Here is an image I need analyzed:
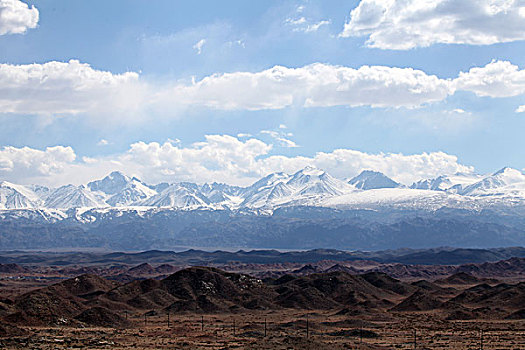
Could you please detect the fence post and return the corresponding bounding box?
[167,311,170,328]
[480,329,483,350]
[264,318,267,337]
[306,314,309,338]
[144,314,147,327]
[201,315,204,331]
[233,319,236,336]
[413,329,417,349]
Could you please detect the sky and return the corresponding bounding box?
[0,0,524,187]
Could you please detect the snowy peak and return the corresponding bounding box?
[461,167,525,196]
[199,182,243,204]
[2,166,525,211]
[106,179,157,206]
[290,168,351,196]
[44,185,107,209]
[244,172,290,195]
[88,171,157,206]
[138,184,210,208]
[88,171,132,195]
[349,170,400,190]
[0,181,41,209]
[411,175,456,191]
[296,165,325,176]
[287,166,326,187]
[241,167,353,208]
[491,167,524,178]
[411,173,482,193]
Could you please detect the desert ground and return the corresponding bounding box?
[0,251,524,349]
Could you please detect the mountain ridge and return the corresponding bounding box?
[2,166,525,210]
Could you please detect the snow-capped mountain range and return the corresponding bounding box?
[1,166,525,211]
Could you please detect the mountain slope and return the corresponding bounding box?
[349,170,400,190]
[88,171,157,206]
[461,167,525,197]
[241,167,354,208]
[411,173,482,193]
[44,185,107,209]
[0,181,41,209]
[137,184,211,208]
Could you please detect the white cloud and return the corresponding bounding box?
[2,59,525,119]
[226,39,245,48]
[0,60,144,116]
[453,60,525,97]
[0,0,39,35]
[341,0,525,49]
[516,105,525,113]
[0,145,76,184]
[168,63,453,109]
[193,38,206,54]
[261,129,299,148]
[0,135,474,187]
[0,60,452,116]
[166,138,181,145]
[285,16,331,33]
[304,20,331,33]
[276,137,299,148]
[237,133,252,138]
[261,130,280,138]
[97,139,109,146]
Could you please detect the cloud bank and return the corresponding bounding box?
[0,0,39,35]
[0,60,143,116]
[341,0,525,50]
[0,135,473,187]
[0,59,524,118]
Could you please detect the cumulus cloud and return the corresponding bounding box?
[0,145,76,184]
[167,63,452,109]
[0,135,473,187]
[0,60,144,116]
[1,59,524,118]
[516,105,525,113]
[0,0,39,35]
[341,0,525,50]
[454,60,525,97]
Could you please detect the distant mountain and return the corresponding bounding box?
[0,181,41,209]
[199,182,243,205]
[411,173,481,193]
[241,166,353,208]
[2,166,525,211]
[1,166,525,250]
[460,167,525,196]
[137,184,210,208]
[88,171,157,206]
[88,171,132,195]
[44,185,107,209]
[349,170,400,190]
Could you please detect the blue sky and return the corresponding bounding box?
[0,0,524,186]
